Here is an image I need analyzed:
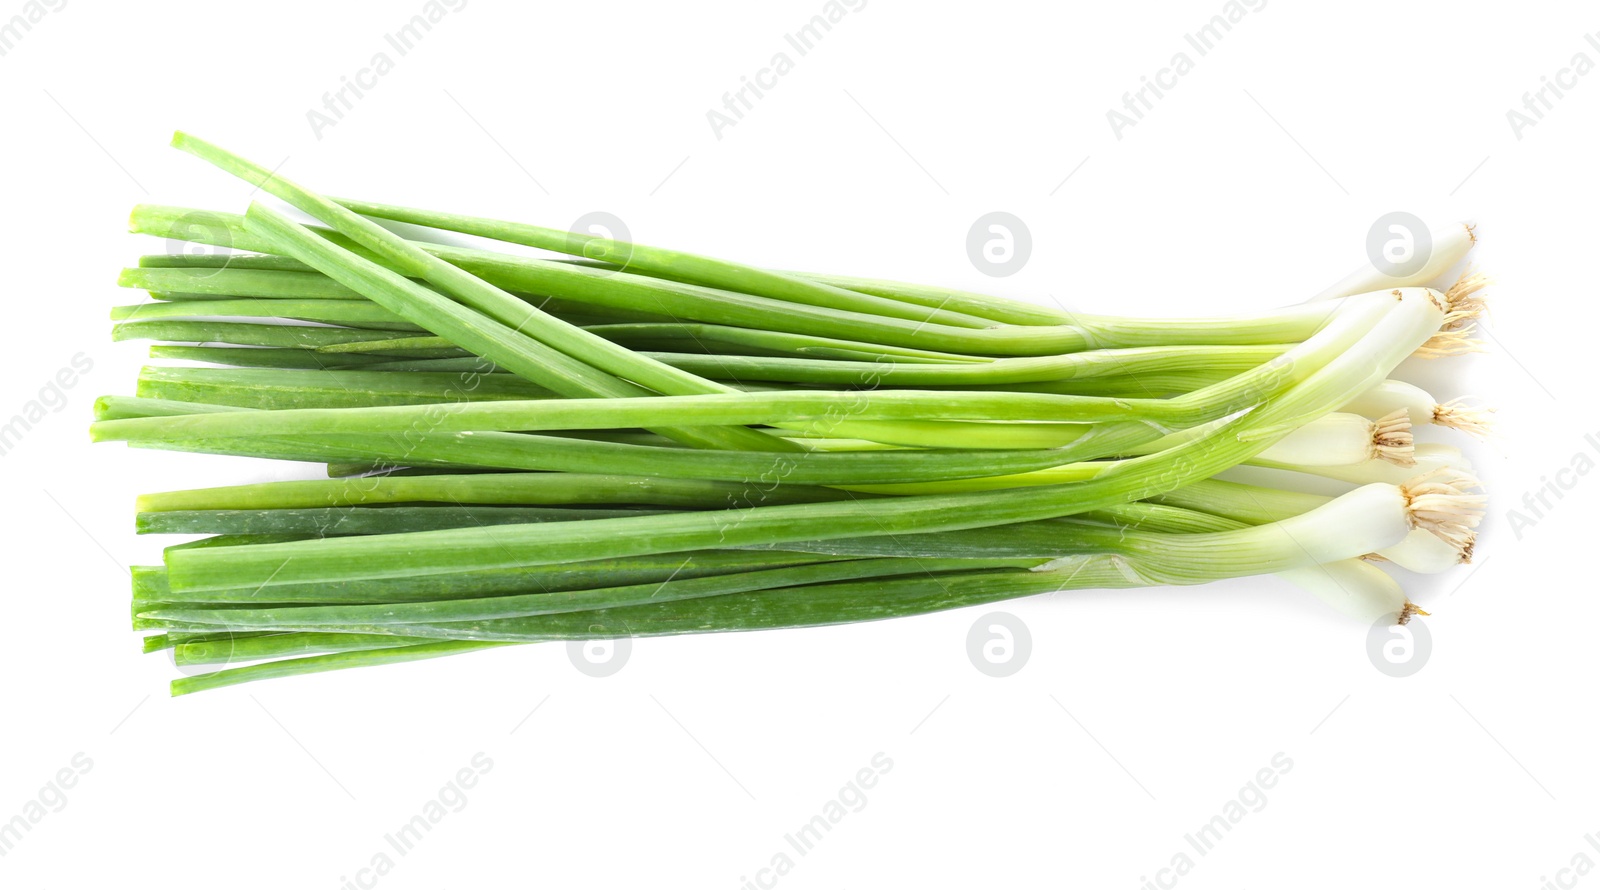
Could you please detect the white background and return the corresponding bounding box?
[1,1,1594,887]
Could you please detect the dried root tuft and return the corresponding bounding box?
[1432,399,1496,440]
[1441,269,1492,330]
[1401,468,1487,554]
[1398,601,1431,625]
[1370,408,1416,467]
[1415,325,1486,358]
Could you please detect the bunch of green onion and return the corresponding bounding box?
[95,132,1494,696]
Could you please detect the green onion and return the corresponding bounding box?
[95,132,1495,694]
